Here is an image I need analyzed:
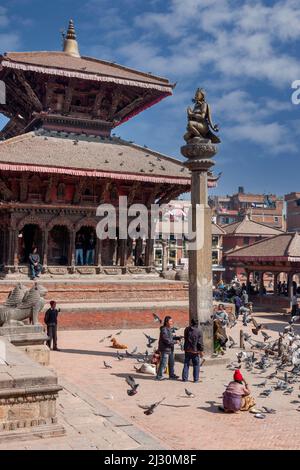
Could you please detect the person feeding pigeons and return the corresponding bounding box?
[156,316,181,381]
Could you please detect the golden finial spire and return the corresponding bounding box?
[63,19,80,58]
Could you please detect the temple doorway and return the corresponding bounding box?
[18,224,42,263]
[48,225,70,265]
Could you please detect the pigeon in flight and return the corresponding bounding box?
[126,376,139,396]
[139,397,166,415]
[251,318,264,335]
[131,346,138,355]
[153,313,162,324]
[103,361,112,369]
[144,333,157,348]
[261,331,272,342]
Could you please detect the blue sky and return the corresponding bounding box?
[0,0,300,197]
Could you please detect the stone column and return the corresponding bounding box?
[181,137,217,355]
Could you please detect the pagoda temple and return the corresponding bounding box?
[0,20,219,277]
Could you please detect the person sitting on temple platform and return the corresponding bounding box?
[86,234,96,265]
[29,247,42,280]
[221,370,255,413]
[75,233,84,265]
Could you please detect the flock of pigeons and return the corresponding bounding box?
[226,315,300,419]
[99,311,300,419]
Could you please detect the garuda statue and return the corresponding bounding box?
[0,283,47,327]
[184,88,220,144]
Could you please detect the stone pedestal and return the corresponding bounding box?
[0,325,49,366]
[181,137,217,355]
[0,340,64,440]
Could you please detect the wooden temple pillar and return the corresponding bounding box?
[42,229,49,268]
[258,271,264,296]
[96,238,102,267]
[119,239,127,267]
[288,272,294,306]
[7,228,13,265]
[273,272,279,295]
[135,238,143,265]
[245,270,251,294]
[70,230,76,270]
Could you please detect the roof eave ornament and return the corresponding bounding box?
[63,19,80,58]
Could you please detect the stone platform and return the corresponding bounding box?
[0,340,64,439]
[0,325,49,366]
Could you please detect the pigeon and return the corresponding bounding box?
[131,347,138,355]
[259,389,272,397]
[153,313,162,324]
[125,350,133,358]
[103,361,112,369]
[251,318,264,335]
[126,376,139,396]
[115,330,122,336]
[290,316,300,324]
[228,336,237,348]
[99,337,106,343]
[138,397,166,415]
[267,370,277,379]
[261,331,272,342]
[184,388,195,398]
[254,380,267,388]
[254,413,266,419]
[243,332,252,342]
[262,406,276,414]
[106,334,113,339]
[144,333,157,348]
[117,351,125,360]
[283,387,294,395]
[274,380,287,391]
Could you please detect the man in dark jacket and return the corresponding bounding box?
[156,316,180,381]
[44,300,60,351]
[182,318,204,383]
